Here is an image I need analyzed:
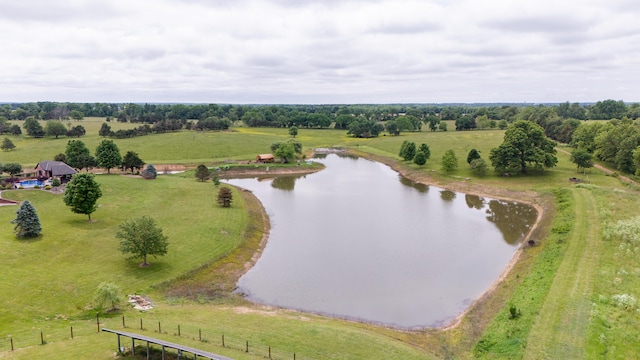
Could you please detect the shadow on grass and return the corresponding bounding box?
[121,259,174,278]
[14,235,44,243]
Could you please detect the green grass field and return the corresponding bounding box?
[1,117,640,359]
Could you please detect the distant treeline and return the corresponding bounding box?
[1,100,638,123]
[2,100,640,143]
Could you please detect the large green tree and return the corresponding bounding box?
[45,121,67,139]
[489,120,557,174]
[65,139,96,171]
[1,137,15,151]
[399,141,416,161]
[95,139,122,174]
[69,110,84,121]
[23,117,45,138]
[63,173,102,221]
[122,151,145,173]
[570,149,594,173]
[11,200,42,238]
[99,123,112,137]
[274,141,295,163]
[2,163,22,177]
[117,216,168,267]
[425,115,440,132]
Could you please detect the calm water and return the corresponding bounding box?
[227,154,537,328]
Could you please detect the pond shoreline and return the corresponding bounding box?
[347,150,547,330]
[229,149,547,331]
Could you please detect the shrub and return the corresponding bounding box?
[11,200,42,238]
[45,185,51,190]
[611,294,637,311]
[470,158,488,177]
[509,304,522,319]
[602,216,640,244]
[34,185,40,189]
[93,282,123,312]
[141,164,157,180]
[52,178,61,187]
[217,187,233,207]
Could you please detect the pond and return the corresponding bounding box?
[226,153,537,328]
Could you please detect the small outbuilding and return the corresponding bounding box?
[256,154,275,163]
[34,160,77,182]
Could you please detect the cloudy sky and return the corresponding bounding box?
[1,0,639,104]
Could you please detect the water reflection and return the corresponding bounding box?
[271,176,299,191]
[465,194,485,210]
[485,200,537,245]
[440,190,456,201]
[399,176,429,193]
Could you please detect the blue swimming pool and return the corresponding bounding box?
[17,179,44,188]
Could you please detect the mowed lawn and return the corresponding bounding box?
[0,175,247,332]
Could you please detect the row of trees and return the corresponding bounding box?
[63,139,145,174]
[21,117,85,139]
[3,100,639,127]
[397,120,558,176]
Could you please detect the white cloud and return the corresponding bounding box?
[0,0,638,103]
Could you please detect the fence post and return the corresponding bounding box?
[222,334,225,347]
[178,325,181,336]
[294,352,296,360]
[71,326,74,339]
[158,321,161,333]
[96,313,100,332]
[122,316,126,328]
[199,329,202,341]
[40,331,44,345]
[246,340,249,353]
[10,338,13,351]
[140,319,143,330]
[269,346,271,359]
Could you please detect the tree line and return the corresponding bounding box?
[2,100,639,126]
[3,100,640,143]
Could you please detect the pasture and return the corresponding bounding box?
[1,117,639,359]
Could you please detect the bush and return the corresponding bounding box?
[509,304,522,319]
[141,164,157,180]
[217,187,233,207]
[34,185,40,189]
[611,294,637,311]
[602,216,640,244]
[470,158,488,177]
[93,282,123,312]
[45,185,51,190]
[52,178,61,187]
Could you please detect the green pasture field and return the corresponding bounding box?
[1,118,640,359]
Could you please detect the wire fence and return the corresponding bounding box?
[1,314,314,360]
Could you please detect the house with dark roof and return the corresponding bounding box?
[34,161,77,181]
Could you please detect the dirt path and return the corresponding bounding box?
[557,148,640,186]
[523,188,601,359]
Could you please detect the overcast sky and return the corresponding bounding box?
[1,0,639,104]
